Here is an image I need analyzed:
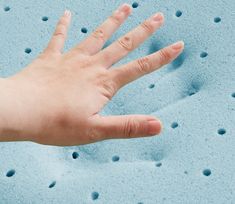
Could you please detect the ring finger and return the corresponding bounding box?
[96,12,164,68]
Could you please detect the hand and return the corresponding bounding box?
[0,3,184,146]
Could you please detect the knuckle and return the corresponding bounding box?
[43,46,56,55]
[137,57,152,74]
[123,118,139,138]
[54,32,65,38]
[101,79,118,100]
[158,49,171,66]
[87,126,98,141]
[95,72,118,100]
[54,24,66,38]
[117,35,133,51]
[140,20,154,34]
[72,46,87,55]
[87,125,103,142]
[91,28,105,41]
[109,13,122,25]
[102,52,111,62]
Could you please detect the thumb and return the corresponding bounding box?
[93,114,162,140]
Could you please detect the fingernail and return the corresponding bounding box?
[118,3,131,13]
[152,12,164,22]
[64,10,71,17]
[171,41,184,50]
[147,119,162,135]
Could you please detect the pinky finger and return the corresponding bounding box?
[44,10,72,54]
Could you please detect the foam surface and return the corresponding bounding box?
[0,0,235,203]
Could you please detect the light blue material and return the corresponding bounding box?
[0,0,234,203]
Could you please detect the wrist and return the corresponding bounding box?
[0,78,32,142]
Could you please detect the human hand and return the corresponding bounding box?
[0,3,184,146]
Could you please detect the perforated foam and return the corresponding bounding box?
[0,0,235,203]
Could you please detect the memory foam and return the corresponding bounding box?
[0,0,234,203]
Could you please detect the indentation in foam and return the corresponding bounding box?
[148,40,163,55]
[169,51,187,71]
[150,151,164,161]
[184,80,202,97]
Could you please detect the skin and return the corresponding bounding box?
[0,4,184,146]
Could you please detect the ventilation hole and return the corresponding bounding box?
[171,122,178,129]
[72,151,79,159]
[42,16,49,21]
[175,10,182,17]
[112,155,120,162]
[214,17,221,23]
[184,171,188,174]
[48,181,56,188]
[132,2,139,8]
[137,202,144,204]
[6,169,15,177]
[81,27,88,33]
[217,128,226,135]
[200,52,208,58]
[156,162,162,167]
[91,192,99,200]
[231,92,235,98]
[188,91,196,96]
[203,169,211,176]
[4,6,10,12]
[148,84,155,89]
[25,48,32,54]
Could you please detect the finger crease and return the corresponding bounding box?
[109,15,121,26]
[92,29,105,42]
[118,36,133,51]
[140,21,153,34]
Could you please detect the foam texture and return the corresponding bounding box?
[0,0,235,203]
